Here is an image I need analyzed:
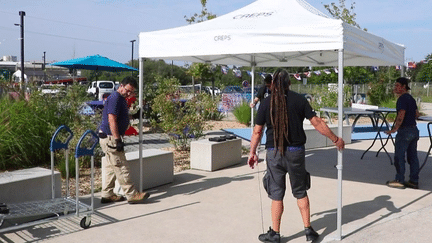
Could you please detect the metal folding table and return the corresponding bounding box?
[320,107,377,131]
[418,116,432,172]
[361,108,397,163]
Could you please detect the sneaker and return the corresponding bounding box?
[386,180,406,189]
[405,181,419,189]
[101,195,126,204]
[305,226,319,242]
[258,227,280,243]
[128,192,150,204]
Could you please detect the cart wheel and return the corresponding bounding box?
[80,217,91,229]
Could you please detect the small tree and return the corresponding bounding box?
[324,0,367,31]
[415,53,432,83]
[367,73,393,106]
[151,77,207,150]
[309,85,352,117]
[184,0,216,24]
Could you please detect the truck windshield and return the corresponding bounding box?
[99,82,114,88]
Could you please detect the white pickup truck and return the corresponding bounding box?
[87,81,115,100]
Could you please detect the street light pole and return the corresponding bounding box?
[15,11,25,91]
[43,51,46,83]
[130,40,136,76]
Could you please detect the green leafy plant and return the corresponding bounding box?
[58,158,76,179]
[199,93,224,121]
[379,98,397,122]
[309,85,352,117]
[151,77,206,151]
[233,102,254,125]
[0,83,101,171]
[367,75,393,106]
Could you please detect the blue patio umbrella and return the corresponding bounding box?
[50,54,138,72]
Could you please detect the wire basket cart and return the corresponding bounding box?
[0,126,99,233]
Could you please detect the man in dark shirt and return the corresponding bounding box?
[99,76,150,204]
[385,77,420,189]
[248,69,345,243]
[250,74,272,108]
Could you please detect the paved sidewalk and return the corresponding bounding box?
[2,135,432,242]
[421,102,432,116]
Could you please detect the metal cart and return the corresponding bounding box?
[0,126,99,233]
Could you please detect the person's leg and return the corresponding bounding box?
[394,131,409,183]
[100,138,117,198]
[297,196,311,227]
[297,195,319,241]
[286,147,319,241]
[104,136,137,199]
[271,200,284,232]
[407,128,420,184]
[285,147,310,226]
[258,150,285,242]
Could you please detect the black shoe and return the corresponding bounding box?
[101,195,126,204]
[305,226,319,242]
[405,181,419,189]
[258,227,280,243]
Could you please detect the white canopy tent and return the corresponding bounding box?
[138,0,404,239]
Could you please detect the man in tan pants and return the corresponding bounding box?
[98,76,150,204]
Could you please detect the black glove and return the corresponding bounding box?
[132,108,141,119]
[115,138,125,152]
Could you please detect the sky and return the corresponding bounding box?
[0,0,431,65]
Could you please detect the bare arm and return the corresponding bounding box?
[108,114,120,140]
[248,125,264,168]
[385,109,405,134]
[250,97,260,108]
[310,116,345,150]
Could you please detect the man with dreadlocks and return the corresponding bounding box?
[248,69,345,243]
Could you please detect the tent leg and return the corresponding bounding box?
[138,57,144,192]
[250,56,256,134]
[336,49,344,241]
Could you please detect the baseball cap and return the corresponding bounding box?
[395,77,410,90]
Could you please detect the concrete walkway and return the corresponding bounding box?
[2,108,432,242]
[2,131,432,242]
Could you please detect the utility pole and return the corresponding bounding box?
[130,40,136,76]
[15,11,25,91]
[43,51,46,83]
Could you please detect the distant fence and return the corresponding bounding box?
[291,82,431,101]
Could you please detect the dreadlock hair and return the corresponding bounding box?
[270,69,290,155]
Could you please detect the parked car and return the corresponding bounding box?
[221,86,244,94]
[242,87,258,95]
[203,86,221,96]
[87,80,115,101]
[39,84,66,97]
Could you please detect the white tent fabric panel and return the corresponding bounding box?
[342,23,405,66]
[139,0,404,67]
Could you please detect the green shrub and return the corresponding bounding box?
[151,77,206,151]
[198,93,224,121]
[367,74,393,106]
[309,85,352,117]
[379,98,397,122]
[233,102,254,125]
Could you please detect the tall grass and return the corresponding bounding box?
[0,84,100,171]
